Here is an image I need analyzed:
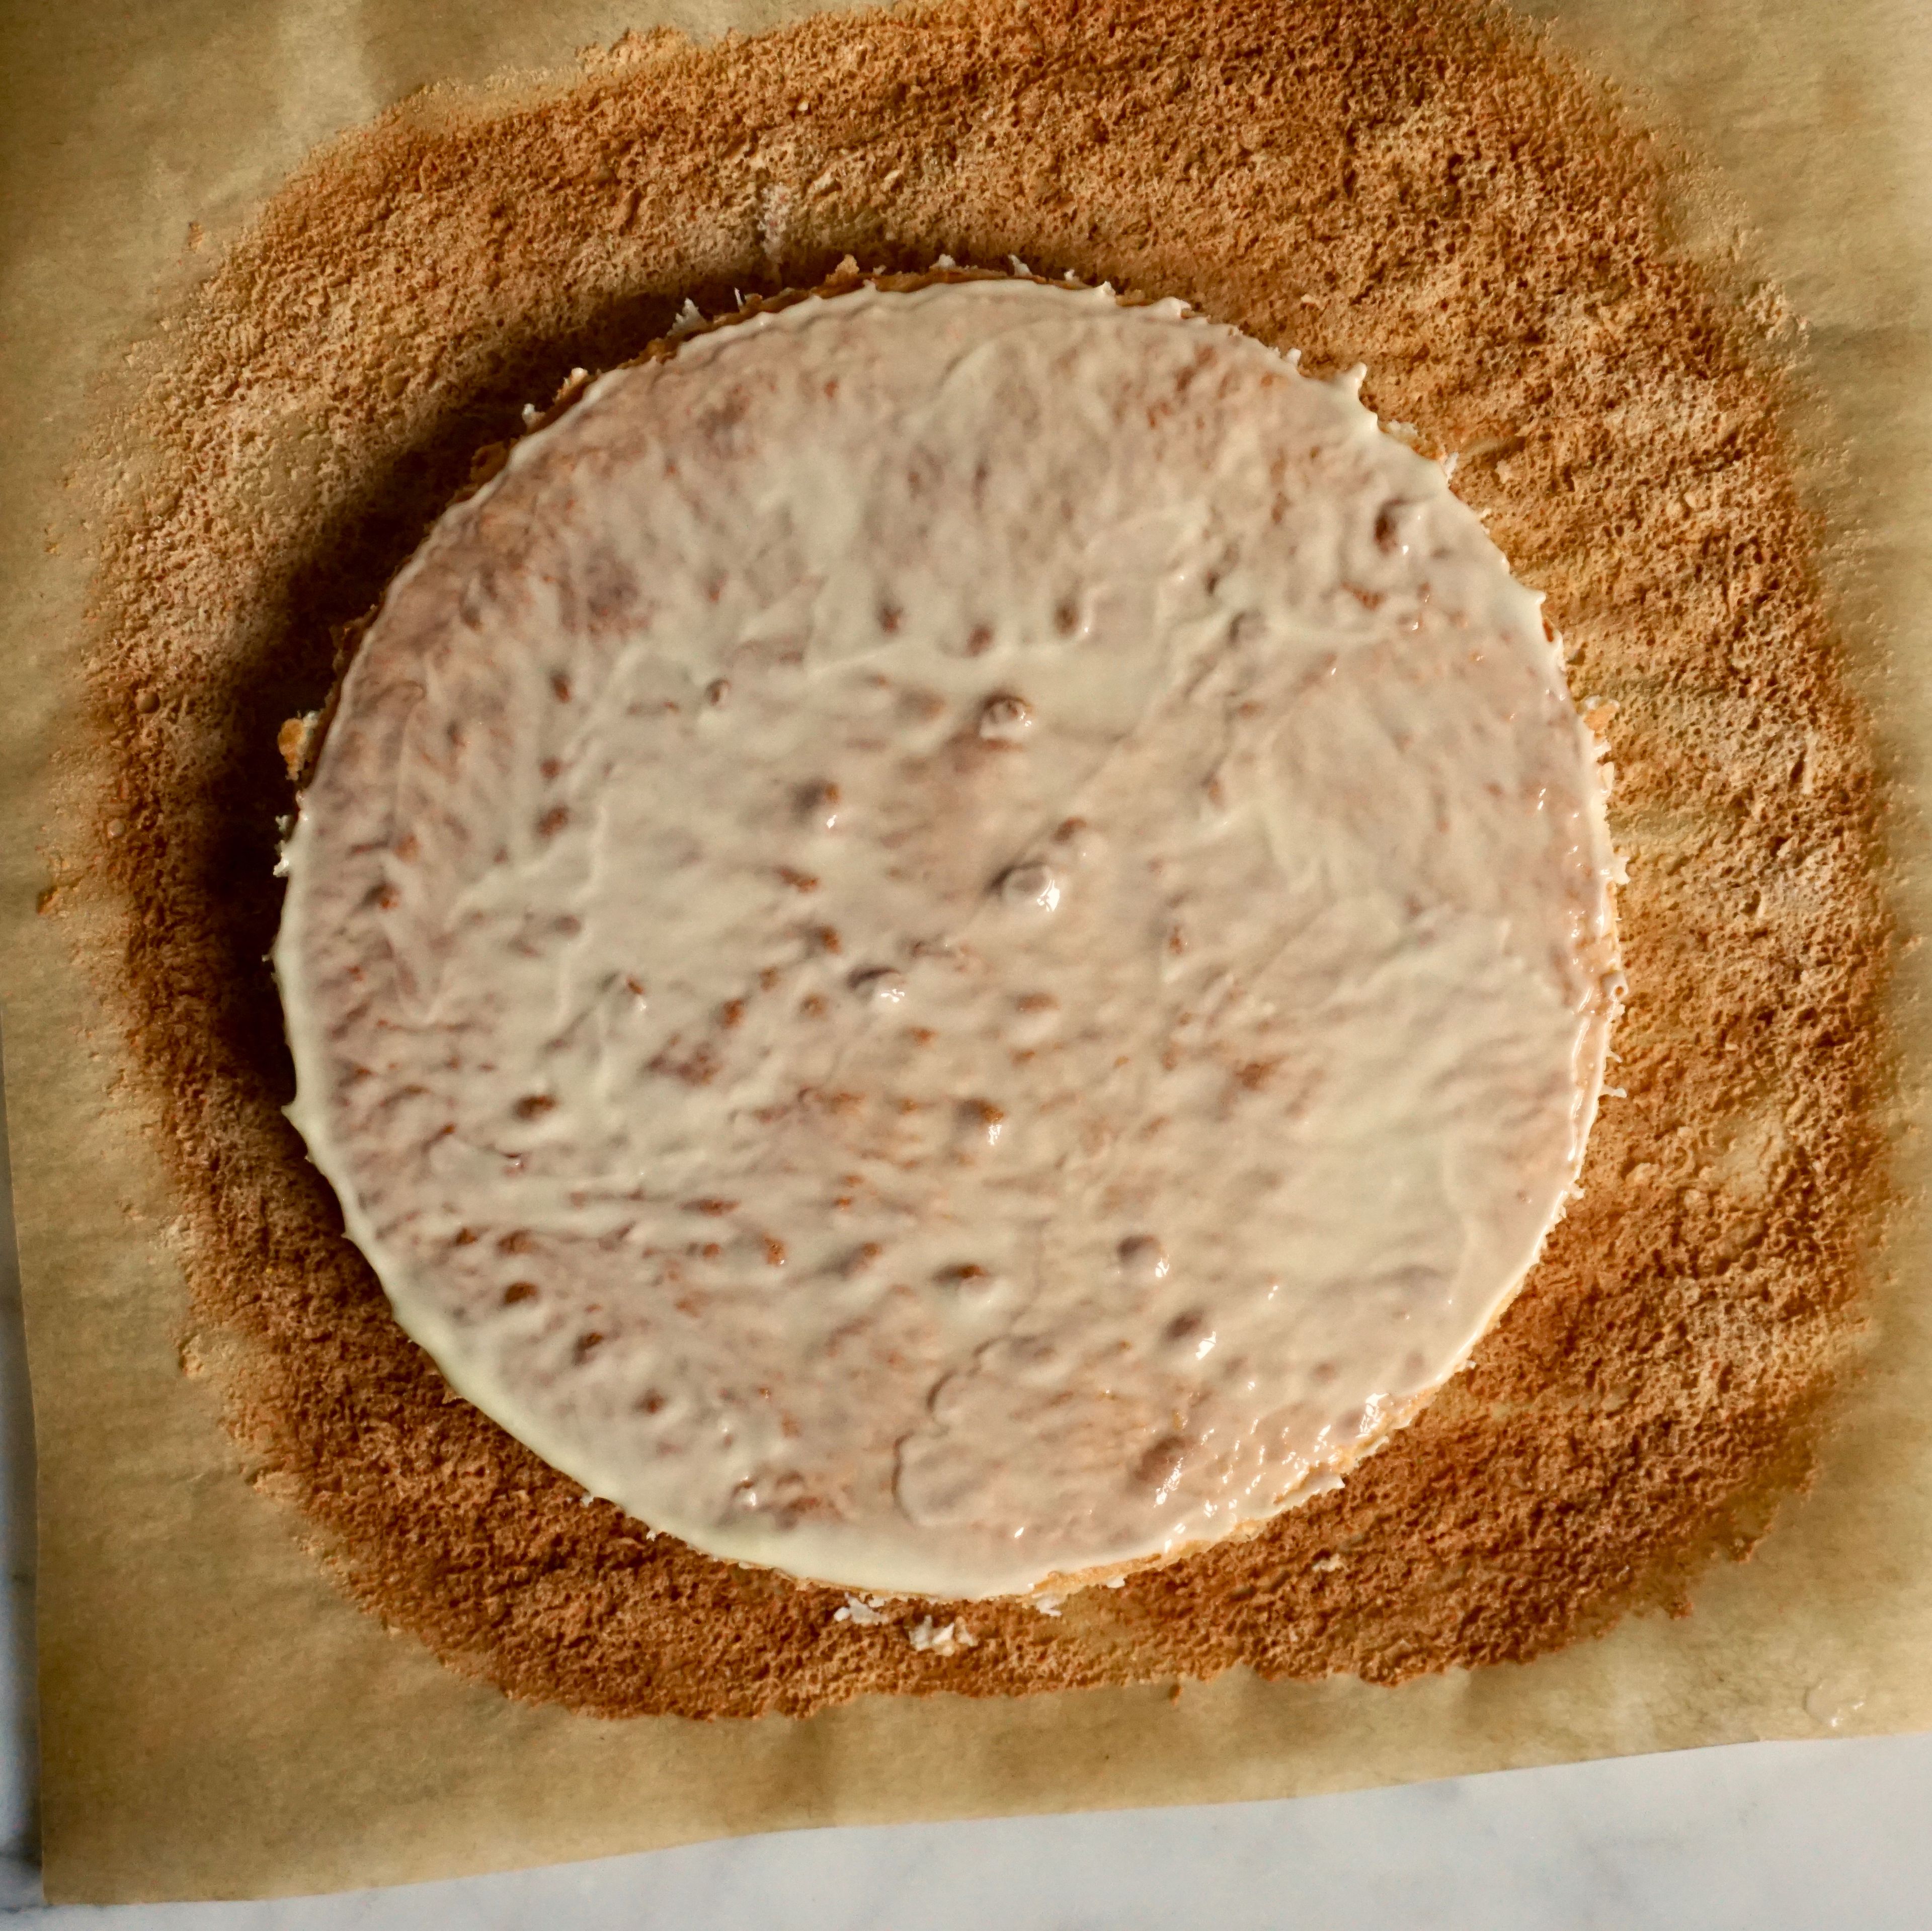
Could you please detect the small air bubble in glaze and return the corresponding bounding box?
[850,967,908,1005]
[796,780,842,829]
[957,1098,1007,1148]
[978,693,1034,742]
[1375,499,1428,557]
[998,861,1062,912]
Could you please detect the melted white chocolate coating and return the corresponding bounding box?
[276,280,1618,1599]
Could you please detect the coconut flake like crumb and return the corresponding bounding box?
[906,1617,978,1655]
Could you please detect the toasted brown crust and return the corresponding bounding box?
[85,0,1888,1719]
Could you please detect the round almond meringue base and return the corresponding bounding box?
[275,271,1619,1602]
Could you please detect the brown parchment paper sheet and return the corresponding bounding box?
[2,0,1929,1905]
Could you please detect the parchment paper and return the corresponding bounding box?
[3,0,1929,1904]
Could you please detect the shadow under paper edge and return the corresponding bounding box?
[0,1021,44,1901]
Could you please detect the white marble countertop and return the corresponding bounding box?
[5,1727,1932,1926]
[4,1064,1930,1926]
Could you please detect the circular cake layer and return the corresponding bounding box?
[275,279,1618,1598]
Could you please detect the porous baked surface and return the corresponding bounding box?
[84,0,1887,1718]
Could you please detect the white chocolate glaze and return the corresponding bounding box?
[275,280,1619,1599]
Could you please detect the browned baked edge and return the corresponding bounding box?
[78,0,1889,1719]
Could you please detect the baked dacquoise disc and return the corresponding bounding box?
[275,277,1619,1600]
